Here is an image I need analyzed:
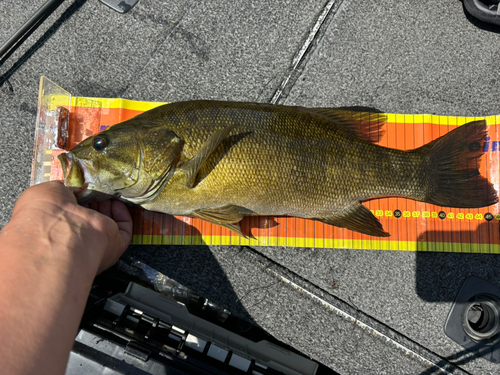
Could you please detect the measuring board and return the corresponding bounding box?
[31,78,500,252]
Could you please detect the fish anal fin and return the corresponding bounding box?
[193,205,247,238]
[181,124,237,188]
[318,204,390,237]
[301,107,387,144]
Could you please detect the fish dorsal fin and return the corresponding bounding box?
[193,205,246,237]
[318,203,390,237]
[180,124,237,188]
[300,106,387,144]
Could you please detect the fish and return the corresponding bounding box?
[58,100,498,237]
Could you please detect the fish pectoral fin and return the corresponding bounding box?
[300,107,386,144]
[318,204,390,237]
[193,205,246,238]
[180,124,238,188]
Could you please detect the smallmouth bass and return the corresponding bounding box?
[59,100,498,237]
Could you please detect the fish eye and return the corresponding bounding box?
[93,137,107,151]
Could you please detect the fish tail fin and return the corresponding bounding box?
[418,120,498,208]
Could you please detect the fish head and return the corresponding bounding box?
[58,123,184,203]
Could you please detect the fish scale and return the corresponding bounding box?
[59,100,498,237]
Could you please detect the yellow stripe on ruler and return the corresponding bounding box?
[268,236,278,246]
[131,235,142,244]
[129,234,500,254]
[201,234,213,246]
[248,237,260,246]
[324,238,334,248]
[342,239,353,249]
[231,235,241,246]
[384,113,498,126]
[211,235,221,245]
[333,239,344,249]
[413,114,425,124]
[314,237,324,248]
[388,240,399,251]
[221,235,231,245]
[71,97,168,112]
[189,235,204,245]
[305,237,315,248]
[142,234,153,245]
[152,235,163,245]
[209,236,231,245]
[489,245,500,254]
[171,235,185,245]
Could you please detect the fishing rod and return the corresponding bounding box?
[0,0,139,68]
[0,0,66,67]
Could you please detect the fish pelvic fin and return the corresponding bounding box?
[180,124,238,188]
[193,205,247,238]
[418,120,498,208]
[318,204,390,237]
[299,106,386,144]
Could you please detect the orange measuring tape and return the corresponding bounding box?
[33,91,500,253]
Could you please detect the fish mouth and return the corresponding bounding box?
[58,152,88,196]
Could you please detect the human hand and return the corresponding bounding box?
[0,181,133,375]
[5,181,132,274]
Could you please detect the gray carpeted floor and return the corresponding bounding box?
[1,1,500,373]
